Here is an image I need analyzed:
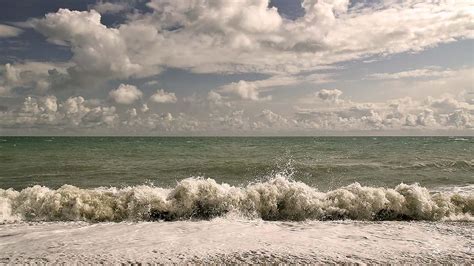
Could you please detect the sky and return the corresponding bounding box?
[0,0,473,136]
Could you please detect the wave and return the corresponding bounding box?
[280,160,474,172]
[406,160,474,170]
[1,176,473,223]
[433,184,474,195]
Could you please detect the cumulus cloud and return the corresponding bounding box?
[32,9,141,82]
[0,24,23,38]
[141,103,150,113]
[150,89,177,103]
[1,91,473,134]
[208,74,333,104]
[90,1,129,14]
[295,90,474,131]
[253,109,293,130]
[3,1,474,134]
[109,84,143,104]
[1,95,119,130]
[216,80,272,101]
[28,1,473,83]
[0,62,71,95]
[316,89,343,103]
[209,110,250,131]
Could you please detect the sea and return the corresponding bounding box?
[0,136,473,263]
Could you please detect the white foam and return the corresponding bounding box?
[1,220,472,264]
[1,176,473,222]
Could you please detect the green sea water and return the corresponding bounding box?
[0,136,473,190]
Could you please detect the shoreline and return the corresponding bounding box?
[1,219,472,264]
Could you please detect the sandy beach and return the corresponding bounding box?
[1,219,472,264]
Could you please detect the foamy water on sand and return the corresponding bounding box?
[1,220,473,264]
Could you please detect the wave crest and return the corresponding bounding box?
[1,176,473,222]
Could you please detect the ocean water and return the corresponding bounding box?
[1,136,473,263]
[1,136,473,190]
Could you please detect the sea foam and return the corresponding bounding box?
[1,176,472,222]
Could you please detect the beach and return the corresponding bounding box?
[2,220,473,264]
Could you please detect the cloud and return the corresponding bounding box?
[0,62,71,95]
[0,24,23,38]
[367,67,457,80]
[6,63,21,81]
[32,9,141,82]
[295,90,474,131]
[141,103,149,113]
[90,1,128,14]
[360,66,474,100]
[28,1,473,85]
[145,80,160,86]
[150,89,177,103]
[1,91,473,134]
[316,89,343,103]
[12,96,60,126]
[63,96,119,127]
[208,73,333,104]
[146,0,282,34]
[109,84,143,104]
[1,95,119,129]
[0,86,9,96]
[209,110,250,131]
[253,109,292,129]
[216,80,272,101]
[3,1,474,135]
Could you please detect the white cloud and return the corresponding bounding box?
[207,90,223,103]
[367,67,458,80]
[1,95,120,129]
[109,84,143,104]
[32,9,141,81]
[208,74,333,104]
[90,1,128,14]
[316,89,343,103]
[295,90,474,131]
[217,80,272,101]
[13,96,60,125]
[145,80,160,86]
[209,110,250,131]
[150,89,177,103]
[1,91,473,134]
[29,1,473,85]
[141,103,149,113]
[3,1,474,134]
[0,62,73,95]
[0,24,23,38]
[61,96,117,127]
[254,109,292,129]
[360,67,474,100]
[146,0,282,34]
[0,61,79,95]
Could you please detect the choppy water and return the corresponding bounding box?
[1,136,473,190]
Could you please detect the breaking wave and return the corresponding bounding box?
[1,176,473,223]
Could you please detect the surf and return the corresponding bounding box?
[1,175,472,223]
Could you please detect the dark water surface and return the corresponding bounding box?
[0,136,473,190]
